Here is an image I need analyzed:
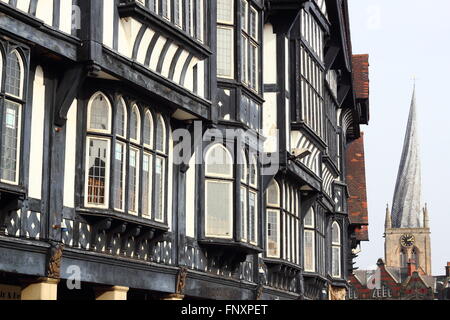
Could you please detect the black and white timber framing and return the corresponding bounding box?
[0,0,369,300]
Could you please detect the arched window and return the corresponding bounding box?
[1,49,25,185]
[266,179,280,258]
[205,144,233,238]
[130,104,141,142]
[116,97,127,138]
[143,111,154,148]
[85,92,112,207]
[88,92,111,132]
[331,221,342,278]
[304,208,316,272]
[156,115,166,153]
[5,50,23,98]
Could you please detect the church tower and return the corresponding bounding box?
[384,86,432,275]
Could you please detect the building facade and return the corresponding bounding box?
[0,0,369,300]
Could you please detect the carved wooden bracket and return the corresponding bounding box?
[89,218,112,251]
[54,63,87,127]
[47,241,64,279]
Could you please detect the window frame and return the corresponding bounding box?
[304,208,316,272]
[0,47,27,186]
[84,136,112,209]
[266,179,281,259]
[204,143,234,239]
[331,221,342,278]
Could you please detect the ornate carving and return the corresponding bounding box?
[176,267,188,295]
[47,242,64,279]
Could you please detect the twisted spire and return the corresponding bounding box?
[391,86,423,228]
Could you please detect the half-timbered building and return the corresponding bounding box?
[0,0,370,300]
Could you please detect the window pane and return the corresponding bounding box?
[156,115,166,153]
[217,0,233,23]
[249,156,257,186]
[332,222,340,244]
[241,35,247,82]
[116,99,126,137]
[248,43,257,90]
[5,51,21,97]
[155,156,165,221]
[304,208,314,227]
[217,27,233,78]
[87,138,109,205]
[144,112,153,147]
[113,142,126,210]
[205,145,232,177]
[240,187,247,241]
[249,8,257,39]
[332,246,341,277]
[267,180,280,206]
[249,191,257,244]
[174,0,181,26]
[149,0,157,12]
[304,230,315,272]
[160,0,169,18]
[206,180,232,237]
[128,148,139,213]
[267,210,279,258]
[130,107,140,141]
[142,153,152,218]
[89,94,110,131]
[1,101,20,183]
[241,0,247,31]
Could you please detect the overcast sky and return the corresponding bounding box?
[349,0,450,275]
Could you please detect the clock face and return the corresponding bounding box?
[400,234,415,247]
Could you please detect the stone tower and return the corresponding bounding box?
[384,86,432,275]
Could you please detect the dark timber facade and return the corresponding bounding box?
[0,0,370,300]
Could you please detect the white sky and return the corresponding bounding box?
[349,0,450,275]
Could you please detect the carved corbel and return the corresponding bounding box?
[89,218,112,251]
[120,225,141,255]
[176,267,188,295]
[47,241,64,279]
[105,222,127,253]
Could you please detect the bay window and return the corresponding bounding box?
[1,49,25,185]
[331,221,342,278]
[85,92,169,224]
[205,144,234,238]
